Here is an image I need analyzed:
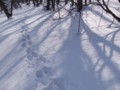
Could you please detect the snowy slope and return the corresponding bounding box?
[0,3,120,90]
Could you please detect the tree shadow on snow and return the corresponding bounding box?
[52,13,120,90]
[0,5,120,90]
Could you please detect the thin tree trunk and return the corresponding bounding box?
[0,0,12,19]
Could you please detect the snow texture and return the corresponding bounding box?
[0,2,120,90]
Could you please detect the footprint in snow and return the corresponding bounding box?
[36,66,54,78]
[35,70,51,85]
[43,66,54,76]
[20,33,40,61]
[35,66,54,85]
[21,33,32,48]
[26,47,39,60]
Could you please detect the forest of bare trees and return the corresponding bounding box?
[0,0,120,22]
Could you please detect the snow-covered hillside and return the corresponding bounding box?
[0,3,120,90]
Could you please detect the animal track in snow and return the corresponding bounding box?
[35,66,53,85]
[19,24,76,90]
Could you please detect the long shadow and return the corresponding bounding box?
[0,55,25,81]
[0,39,27,90]
[0,7,50,33]
[0,40,23,68]
[33,15,71,48]
[81,18,120,84]
[0,17,29,33]
[0,7,35,26]
[104,29,120,59]
[83,6,119,26]
[0,4,120,90]
[0,34,10,44]
[53,16,107,90]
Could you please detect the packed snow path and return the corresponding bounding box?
[0,5,120,90]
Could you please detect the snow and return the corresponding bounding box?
[0,2,120,90]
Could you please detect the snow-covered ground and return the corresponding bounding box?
[0,3,120,90]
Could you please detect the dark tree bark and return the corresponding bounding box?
[39,0,43,4]
[51,0,55,11]
[85,0,87,5]
[56,0,60,5]
[118,0,120,3]
[46,0,50,10]
[70,0,74,6]
[77,0,83,12]
[65,0,68,5]
[32,0,39,7]
[0,0,12,19]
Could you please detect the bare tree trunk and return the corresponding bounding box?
[46,0,50,10]
[71,0,74,6]
[77,0,83,12]
[85,0,87,5]
[51,0,55,11]
[118,0,120,3]
[0,0,12,19]
[56,0,60,5]
[32,0,39,6]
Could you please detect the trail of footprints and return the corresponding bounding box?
[20,29,76,90]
